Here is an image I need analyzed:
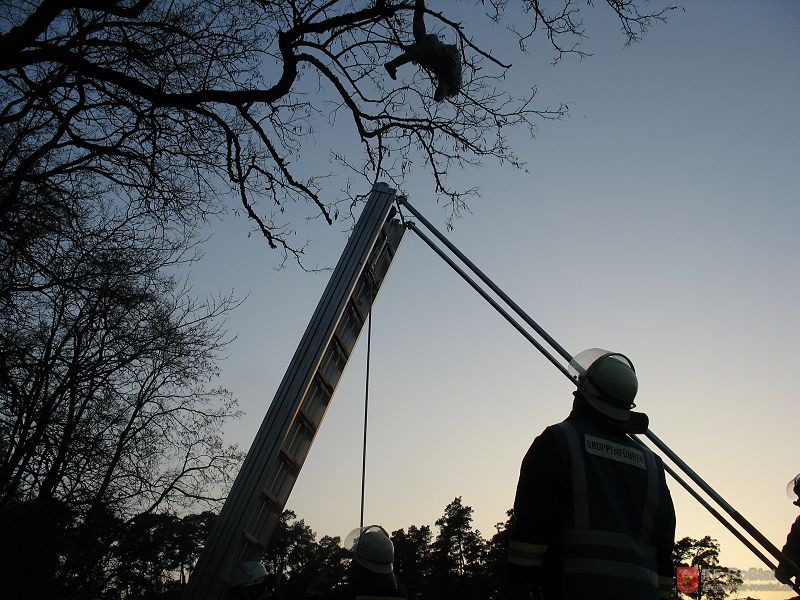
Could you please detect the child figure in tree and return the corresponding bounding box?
[385,0,462,101]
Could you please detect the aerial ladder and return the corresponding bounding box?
[182,184,404,600]
[183,183,800,600]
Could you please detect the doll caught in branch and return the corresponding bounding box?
[384,0,462,101]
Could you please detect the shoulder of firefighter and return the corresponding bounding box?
[508,419,676,600]
[780,515,800,565]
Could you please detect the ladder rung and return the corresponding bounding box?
[260,488,281,508]
[279,448,301,473]
[296,408,316,433]
[315,370,335,395]
[242,531,264,548]
[348,296,366,323]
[330,331,350,360]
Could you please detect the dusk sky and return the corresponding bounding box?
[192,2,799,597]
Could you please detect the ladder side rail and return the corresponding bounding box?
[198,186,388,582]
[183,184,403,600]
[399,197,574,367]
[235,217,406,571]
[406,221,572,380]
[643,428,800,584]
[221,194,390,534]
[631,437,777,569]
[245,217,406,532]
[634,434,800,595]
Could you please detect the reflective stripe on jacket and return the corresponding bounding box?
[508,539,549,567]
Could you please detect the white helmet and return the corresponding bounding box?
[228,561,267,589]
[344,525,394,574]
[570,348,646,432]
[787,474,800,506]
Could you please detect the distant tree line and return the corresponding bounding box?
[261,502,746,600]
[0,487,750,600]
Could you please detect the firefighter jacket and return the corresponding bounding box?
[322,566,407,600]
[776,515,800,584]
[508,401,676,600]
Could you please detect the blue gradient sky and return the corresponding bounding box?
[193,2,799,596]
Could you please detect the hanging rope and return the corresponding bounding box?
[359,280,373,529]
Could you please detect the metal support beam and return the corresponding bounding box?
[183,183,405,600]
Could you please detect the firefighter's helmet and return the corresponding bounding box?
[228,561,267,589]
[569,348,646,432]
[344,525,394,574]
[787,474,800,505]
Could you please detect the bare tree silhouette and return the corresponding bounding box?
[1,0,676,260]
